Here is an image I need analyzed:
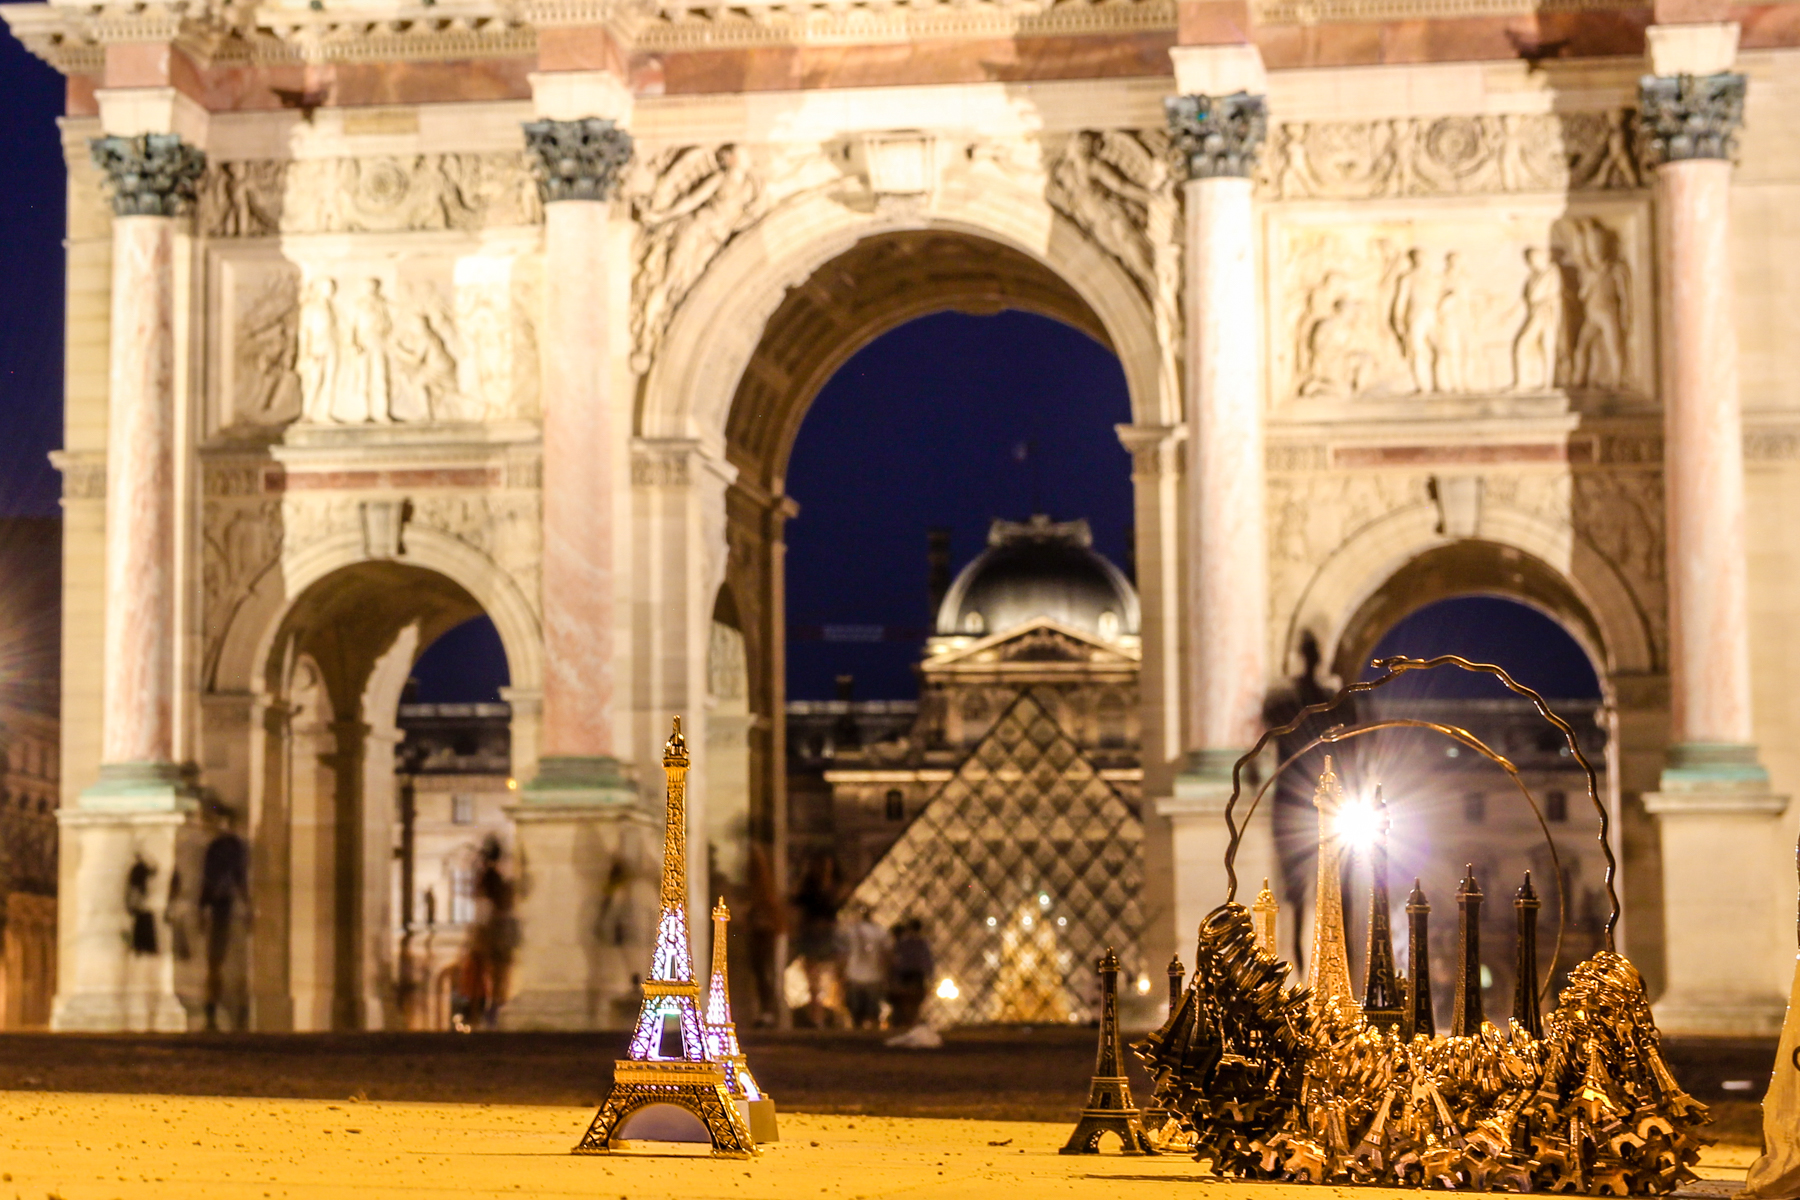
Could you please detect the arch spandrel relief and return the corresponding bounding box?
[1265,455,1669,681]
[1267,201,1651,413]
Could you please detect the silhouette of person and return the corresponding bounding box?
[200,810,250,1031]
[461,836,518,1028]
[125,855,159,956]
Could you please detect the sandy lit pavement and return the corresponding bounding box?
[0,1093,1760,1200]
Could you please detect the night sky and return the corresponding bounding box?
[0,33,69,520]
[0,39,1595,708]
[783,310,1133,699]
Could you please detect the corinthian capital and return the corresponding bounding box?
[523,117,634,203]
[1164,91,1267,181]
[89,134,205,218]
[1636,72,1746,168]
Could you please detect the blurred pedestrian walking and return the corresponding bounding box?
[837,905,891,1029]
[459,836,518,1028]
[200,809,250,1031]
[792,854,844,1028]
[888,918,934,1029]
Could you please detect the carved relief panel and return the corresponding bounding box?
[212,249,542,434]
[1267,200,1651,410]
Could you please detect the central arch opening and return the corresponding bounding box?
[720,227,1154,1028]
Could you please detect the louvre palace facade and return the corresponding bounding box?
[3,0,1798,1035]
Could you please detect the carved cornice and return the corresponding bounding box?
[2,0,538,70]
[1166,92,1267,181]
[91,133,206,217]
[630,0,1173,50]
[524,118,633,203]
[1252,0,1643,23]
[4,0,1182,68]
[0,0,228,73]
[1636,72,1746,168]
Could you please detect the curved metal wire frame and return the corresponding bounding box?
[1223,653,1618,954]
[1234,719,1568,1002]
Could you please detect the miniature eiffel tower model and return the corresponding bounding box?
[1307,756,1361,1022]
[574,718,755,1159]
[1060,947,1157,1155]
[704,897,778,1143]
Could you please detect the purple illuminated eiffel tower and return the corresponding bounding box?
[705,898,777,1142]
[574,718,754,1159]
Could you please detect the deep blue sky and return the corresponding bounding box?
[783,310,1133,699]
[1366,596,1600,700]
[0,32,69,518]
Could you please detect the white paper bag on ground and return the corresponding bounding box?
[1744,953,1800,1199]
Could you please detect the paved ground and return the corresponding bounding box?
[0,1096,1765,1200]
[0,1029,1775,1141]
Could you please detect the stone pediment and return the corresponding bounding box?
[925,616,1139,669]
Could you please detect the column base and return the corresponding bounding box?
[1157,748,1275,955]
[52,989,189,1033]
[523,755,635,803]
[1644,742,1790,1037]
[500,799,658,1031]
[52,803,210,1032]
[79,762,200,812]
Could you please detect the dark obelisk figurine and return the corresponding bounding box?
[1512,871,1543,1040]
[1166,952,1185,1012]
[1060,947,1157,1155]
[1453,863,1485,1036]
[1361,788,1404,1031]
[1405,878,1435,1039]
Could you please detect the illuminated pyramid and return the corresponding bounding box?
[704,898,777,1142]
[574,718,755,1159]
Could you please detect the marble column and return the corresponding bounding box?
[524,117,635,793]
[88,133,203,804]
[54,134,206,1031]
[1155,93,1276,947]
[1638,67,1790,1034]
[506,116,645,1029]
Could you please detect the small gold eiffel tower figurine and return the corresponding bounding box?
[573,718,755,1159]
[705,897,778,1143]
[1060,947,1157,1156]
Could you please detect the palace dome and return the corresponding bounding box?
[935,515,1140,642]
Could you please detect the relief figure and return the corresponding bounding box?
[1570,220,1630,391]
[235,274,301,424]
[1512,247,1563,392]
[631,145,762,373]
[336,279,394,424]
[297,279,341,425]
[390,288,459,422]
[1390,248,1442,395]
[1434,251,1472,394]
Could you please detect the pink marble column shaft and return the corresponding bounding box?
[1183,176,1268,753]
[540,200,617,759]
[101,216,178,767]
[1657,159,1753,747]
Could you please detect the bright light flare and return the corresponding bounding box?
[1135,974,1152,995]
[936,977,960,1000]
[1334,797,1384,853]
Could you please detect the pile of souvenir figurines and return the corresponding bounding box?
[1135,765,1709,1194]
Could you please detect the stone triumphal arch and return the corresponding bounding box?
[6,0,1798,1034]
